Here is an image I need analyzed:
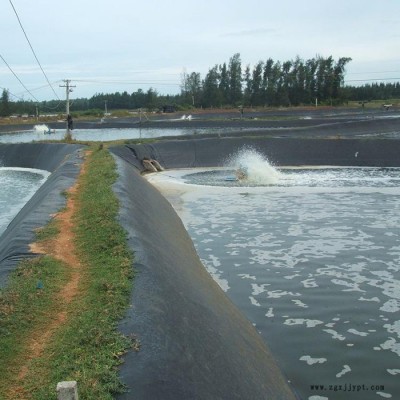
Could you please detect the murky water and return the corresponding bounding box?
[184,167,400,188]
[0,168,50,235]
[148,166,400,400]
[0,126,263,143]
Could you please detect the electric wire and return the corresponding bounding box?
[9,0,60,100]
[346,70,400,75]
[29,80,64,109]
[73,79,180,86]
[345,78,400,83]
[0,53,39,102]
[0,85,26,101]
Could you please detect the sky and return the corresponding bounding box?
[1,0,400,102]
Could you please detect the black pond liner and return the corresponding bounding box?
[0,143,84,288]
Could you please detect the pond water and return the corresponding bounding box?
[0,125,263,143]
[0,167,50,235]
[147,162,400,400]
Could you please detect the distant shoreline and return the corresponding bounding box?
[0,106,399,137]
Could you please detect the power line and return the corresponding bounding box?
[9,0,60,100]
[345,77,400,83]
[0,85,26,101]
[0,53,39,102]
[346,70,400,76]
[73,79,180,86]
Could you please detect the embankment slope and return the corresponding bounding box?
[110,136,400,399]
[0,143,84,287]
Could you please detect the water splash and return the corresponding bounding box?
[33,124,50,133]
[227,147,281,184]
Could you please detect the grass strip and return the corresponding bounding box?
[0,146,135,399]
[28,147,134,399]
[0,255,68,399]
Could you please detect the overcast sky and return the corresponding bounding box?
[1,0,399,101]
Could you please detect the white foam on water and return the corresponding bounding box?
[292,299,308,308]
[336,365,351,378]
[238,273,257,280]
[348,328,369,337]
[380,299,400,313]
[266,290,301,298]
[301,278,319,288]
[379,338,400,357]
[265,308,274,318]
[200,254,230,292]
[284,318,324,328]
[249,296,261,306]
[384,320,400,336]
[300,355,327,365]
[251,283,270,295]
[323,329,346,341]
[387,369,400,375]
[376,392,392,398]
[359,296,380,302]
[146,165,400,400]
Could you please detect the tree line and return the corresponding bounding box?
[182,53,353,107]
[1,53,400,117]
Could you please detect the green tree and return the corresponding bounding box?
[228,53,242,105]
[145,88,159,110]
[290,56,306,105]
[131,89,146,109]
[332,57,352,100]
[276,60,292,106]
[305,57,318,104]
[219,63,229,104]
[243,64,252,106]
[262,58,275,105]
[0,89,10,117]
[180,71,202,106]
[270,61,282,106]
[250,61,264,106]
[202,65,222,107]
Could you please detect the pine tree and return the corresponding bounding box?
[228,53,242,105]
[0,89,10,117]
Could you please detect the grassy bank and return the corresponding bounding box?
[0,147,134,399]
[0,256,68,399]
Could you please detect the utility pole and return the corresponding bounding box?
[60,79,76,133]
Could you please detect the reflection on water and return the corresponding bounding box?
[148,167,400,400]
[0,126,263,143]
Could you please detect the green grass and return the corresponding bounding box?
[0,147,135,399]
[0,256,68,398]
[34,218,61,241]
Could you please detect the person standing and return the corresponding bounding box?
[67,114,73,130]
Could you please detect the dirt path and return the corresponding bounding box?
[6,152,89,399]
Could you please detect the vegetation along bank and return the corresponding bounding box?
[0,146,134,399]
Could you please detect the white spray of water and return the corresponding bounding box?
[33,124,49,133]
[227,147,282,184]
